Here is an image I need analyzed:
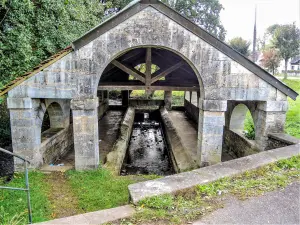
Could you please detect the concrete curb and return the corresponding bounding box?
[128,144,300,204]
[34,205,135,225]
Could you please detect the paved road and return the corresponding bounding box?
[193,182,300,225]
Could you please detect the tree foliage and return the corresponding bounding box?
[260,48,281,75]
[161,0,226,40]
[0,0,110,88]
[0,0,226,89]
[270,23,300,78]
[228,37,250,56]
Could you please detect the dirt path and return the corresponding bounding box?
[45,172,83,219]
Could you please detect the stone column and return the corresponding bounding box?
[197,100,227,167]
[7,98,43,169]
[255,101,288,150]
[97,91,109,119]
[71,98,99,170]
[122,90,129,107]
[164,91,172,110]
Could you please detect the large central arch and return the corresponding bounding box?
[97,46,204,97]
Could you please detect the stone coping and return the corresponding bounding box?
[34,205,135,225]
[268,133,300,145]
[128,144,300,204]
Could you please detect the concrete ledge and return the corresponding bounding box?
[268,133,300,145]
[35,205,135,225]
[128,144,300,204]
[160,107,197,172]
[104,107,135,175]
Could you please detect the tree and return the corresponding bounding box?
[161,0,226,40]
[260,48,281,75]
[0,0,110,89]
[228,37,251,56]
[270,23,300,79]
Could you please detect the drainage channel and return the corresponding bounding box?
[121,110,174,176]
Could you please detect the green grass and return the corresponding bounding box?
[118,156,300,225]
[1,169,159,224]
[282,79,300,138]
[0,172,52,224]
[66,169,160,212]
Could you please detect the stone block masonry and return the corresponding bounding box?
[71,98,100,170]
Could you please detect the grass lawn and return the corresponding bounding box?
[282,79,300,138]
[114,156,300,225]
[0,169,159,225]
[0,172,52,224]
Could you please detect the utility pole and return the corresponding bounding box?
[252,5,257,62]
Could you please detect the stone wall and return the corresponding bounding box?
[40,126,74,164]
[184,99,199,124]
[266,133,300,150]
[129,99,164,109]
[160,107,197,172]
[223,127,258,159]
[105,107,135,175]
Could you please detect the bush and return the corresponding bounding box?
[0,98,11,148]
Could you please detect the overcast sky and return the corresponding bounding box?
[219,0,300,42]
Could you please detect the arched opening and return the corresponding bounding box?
[229,104,255,140]
[41,102,65,142]
[95,46,202,174]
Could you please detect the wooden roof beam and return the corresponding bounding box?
[151,61,184,84]
[111,60,145,83]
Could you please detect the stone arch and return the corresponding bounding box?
[40,99,71,137]
[91,45,205,99]
[230,104,254,134]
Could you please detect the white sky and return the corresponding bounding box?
[220,0,300,42]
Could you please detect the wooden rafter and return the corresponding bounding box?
[153,51,194,76]
[111,60,145,83]
[151,61,184,84]
[145,48,152,86]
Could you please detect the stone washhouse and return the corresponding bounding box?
[0,0,298,171]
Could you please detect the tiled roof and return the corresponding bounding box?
[0,46,73,97]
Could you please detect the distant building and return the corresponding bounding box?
[278,56,300,76]
[290,56,300,71]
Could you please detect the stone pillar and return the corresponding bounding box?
[71,98,99,170]
[197,100,227,167]
[122,90,129,107]
[7,98,43,169]
[164,91,172,110]
[97,91,109,119]
[255,101,288,150]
